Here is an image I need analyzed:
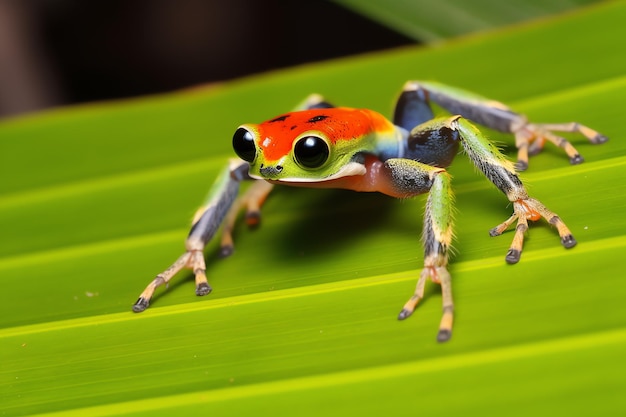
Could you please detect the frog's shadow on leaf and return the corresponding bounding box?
[260,188,408,257]
[150,188,403,299]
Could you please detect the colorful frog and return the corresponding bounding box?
[132,81,607,342]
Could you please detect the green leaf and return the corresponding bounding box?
[1,2,625,416]
[332,0,601,41]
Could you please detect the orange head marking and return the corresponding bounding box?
[254,108,386,161]
[234,106,399,182]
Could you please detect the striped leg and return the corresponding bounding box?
[400,81,608,171]
[397,170,455,342]
[393,115,577,340]
[514,122,608,170]
[377,157,455,342]
[132,159,251,312]
[219,180,274,257]
[449,116,577,261]
[132,94,332,313]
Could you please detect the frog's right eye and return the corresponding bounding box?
[233,127,257,162]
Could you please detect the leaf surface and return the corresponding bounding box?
[1,2,625,416]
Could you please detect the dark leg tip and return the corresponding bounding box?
[515,160,528,172]
[309,100,334,110]
[569,154,584,165]
[132,297,149,313]
[219,245,234,258]
[397,309,413,320]
[489,227,502,237]
[437,329,452,343]
[561,234,577,249]
[505,249,521,264]
[592,134,609,144]
[196,282,212,296]
[528,145,543,157]
[245,211,261,228]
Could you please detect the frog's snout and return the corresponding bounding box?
[259,164,283,178]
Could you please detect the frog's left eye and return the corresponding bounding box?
[294,136,330,169]
[233,127,257,162]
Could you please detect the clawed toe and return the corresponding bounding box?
[195,282,213,296]
[561,234,577,249]
[132,297,150,313]
[515,160,528,171]
[437,328,452,343]
[592,134,609,144]
[569,154,584,165]
[397,308,413,320]
[505,249,521,264]
[219,244,234,258]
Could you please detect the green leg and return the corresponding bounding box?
[132,159,249,312]
[447,116,576,259]
[402,81,608,170]
[378,157,455,342]
[392,115,577,341]
[396,169,455,342]
[132,93,335,312]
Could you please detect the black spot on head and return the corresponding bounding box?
[269,115,290,123]
[307,115,329,123]
[290,125,297,130]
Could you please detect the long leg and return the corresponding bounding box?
[394,85,459,168]
[402,81,608,170]
[217,91,334,258]
[408,116,577,263]
[390,116,578,339]
[456,115,577,255]
[514,122,608,169]
[393,84,434,130]
[133,94,334,312]
[219,180,274,257]
[356,154,455,340]
[132,159,250,312]
[216,93,335,256]
[387,164,455,342]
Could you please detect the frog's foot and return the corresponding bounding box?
[398,266,454,343]
[219,180,274,257]
[132,250,210,312]
[513,122,608,171]
[489,197,576,264]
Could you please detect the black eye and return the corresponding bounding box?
[233,127,256,162]
[294,136,330,168]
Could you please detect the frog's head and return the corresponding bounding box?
[233,108,389,183]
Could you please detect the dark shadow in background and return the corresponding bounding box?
[0,0,415,117]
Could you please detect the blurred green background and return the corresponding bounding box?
[1,1,624,416]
